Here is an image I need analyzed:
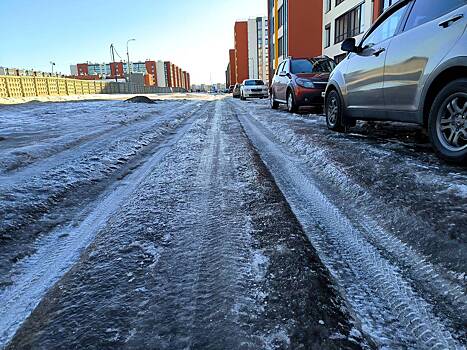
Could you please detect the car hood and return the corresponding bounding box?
[295,72,330,81]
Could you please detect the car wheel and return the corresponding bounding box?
[240,92,246,101]
[326,90,345,132]
[270,92,279,109]
[287,90,298,113]
[428,78,467,164]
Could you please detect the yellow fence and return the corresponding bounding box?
[0,76,112,98]
[0,75,185,98]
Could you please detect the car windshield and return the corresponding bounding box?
[244,80,265,86]
[290,58,335,74]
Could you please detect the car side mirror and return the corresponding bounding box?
[341,37,359,53]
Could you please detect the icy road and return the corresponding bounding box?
[0,96,465,349]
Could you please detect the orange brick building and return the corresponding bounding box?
[228,49,237,85]
[234,21,249,84]
[268,0,323,82]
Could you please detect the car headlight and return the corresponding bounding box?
[296,78,315,88]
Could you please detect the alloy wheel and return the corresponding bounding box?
[436,94,467,152]
[287,93,293,112]
[327,96,339,126]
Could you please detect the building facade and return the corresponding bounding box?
[322,0,395,63]
[71,60,190,89]
[156,61,167,87]
[234,21,249,84]
[228,49,237,85]
[247,17,269,82]
[268,0,323,82]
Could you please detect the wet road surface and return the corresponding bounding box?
[0,96,465,349]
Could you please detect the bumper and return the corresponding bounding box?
[294,86,325,106]
[243,92,268,98]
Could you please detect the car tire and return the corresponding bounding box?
[325,90,346,132]
[240,92,246,101]
[287,90,298,113]
[270,92,279,109]
[428,78,467,164]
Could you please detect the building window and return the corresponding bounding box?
[325,0,332,13]
[278,36,284,57]
[324,24,331,48]
[334,53,347,64]
[334,3,364,44]
[278,5,284,28]
[336,0,345,6]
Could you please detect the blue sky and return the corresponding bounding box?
[0,0,266,84]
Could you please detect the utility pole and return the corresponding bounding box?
[126,39,136,84]
[110,44,118,83]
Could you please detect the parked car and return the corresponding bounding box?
[270,56,336,112]
[228,85,235,93]
[233,84,241,98]
[240,79,269,100]
[325,0,467,163]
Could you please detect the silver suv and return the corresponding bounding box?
[325,0,467,163]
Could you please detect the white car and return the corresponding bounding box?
[240,80,269,100]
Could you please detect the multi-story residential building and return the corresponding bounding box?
[226,63,231,87]
[247,17,269,82]
[268,0,323,82]
[156,61,167,87]
[322,0,395,64]
[234,21,249,84]
[164,61,173,87]
[228,49,237,85]
[71,60,190,89]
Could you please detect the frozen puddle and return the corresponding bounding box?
[0,110,199,348]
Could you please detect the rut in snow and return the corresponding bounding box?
[234,101,465,350]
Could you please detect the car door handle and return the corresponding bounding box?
[373,48,386,57]
[439,14,463,28]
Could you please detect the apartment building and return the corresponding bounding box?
[322,0,395,63]
[71,60,190,89]
[268,0,323,81]
[228,49,236,85]
[247,17,269,82]
[234,21,249,84]
[156,61,167,87]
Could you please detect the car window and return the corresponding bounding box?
[405,0,465,31]
[276,62,285,75]
[290,58,336,74]
[281,61,288,73]
[244,80,265,86]
[362,3,409,46]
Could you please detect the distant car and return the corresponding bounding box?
[240,79,269,100]
[233,84,241,98]
[325,0,467,163]
[228,85,235,93]
[270,56,336,112]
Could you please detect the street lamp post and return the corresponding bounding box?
[50,61,56,75]
[126,39,136,84]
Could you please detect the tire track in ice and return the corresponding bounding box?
[136,100,263,349]
[235,104,465,349]
[0,102,205,349]
[232,100,466,333]
[0,101,193,183]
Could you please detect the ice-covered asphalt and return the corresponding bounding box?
[0,96,465,349]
